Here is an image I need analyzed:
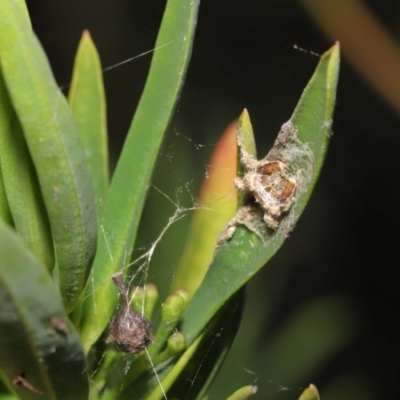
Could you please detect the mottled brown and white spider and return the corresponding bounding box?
[234,159,296,229]
[217,121,305,246]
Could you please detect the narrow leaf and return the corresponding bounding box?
[119,289,245,399]
[79,0,200,353]
[237,109,257,159]
[156,120,245,398]
[236,109,257,204]
[68,30,109,205]
[226,385,258,400]
[0,220,89,400]
[180,43,340,345]
[172,120,237,295]
[298,384,320,400]
[0,165,12,225]
[0,73,55,271]
[168,289,246,400]
[0,391,17,400]
[145,335,203,400]
[0,0,97,312]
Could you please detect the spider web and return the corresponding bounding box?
[91,129,224,399]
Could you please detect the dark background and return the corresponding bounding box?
[26,1,400,399]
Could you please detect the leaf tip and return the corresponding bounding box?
[298,383,320,400]
[82,29,91,39]
[80,29,95,49]
[238,108,249,124]
[237,109,257,160]
[322,41,340,61]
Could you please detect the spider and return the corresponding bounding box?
[217,121,301,246]
[234,158,296,229]
[106,273,153,354]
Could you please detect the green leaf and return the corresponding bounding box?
[0,220,89,400]
[226,385,258,400]
[0,0,97,312]
[68,30,109,205]
[172,120,238,295]
[167,289,246,400]
[237,109,257,160]
[0,164,12,225]
[179,43,340,345]
[143,335,204,400]
[0,73,55,271]
[78,0,200,353]
[0,396,17,400]
[298,384,320,400]
[236,109,257,204]
[0,369,18,399]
